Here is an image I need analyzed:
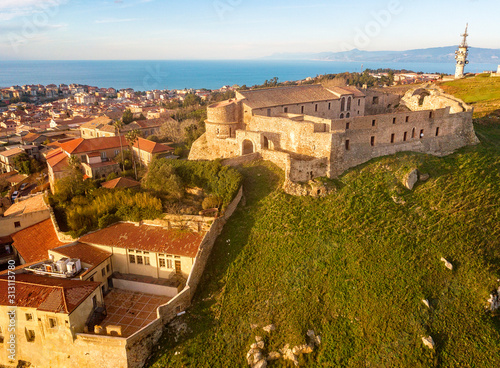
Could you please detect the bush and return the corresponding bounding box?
[202,196,221,210]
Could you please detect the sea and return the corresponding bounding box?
[0,60,497,91]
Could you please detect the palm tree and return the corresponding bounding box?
[125,129,141,180]
[113,120,125,171]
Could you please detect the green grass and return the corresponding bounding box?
[147,79,500,367]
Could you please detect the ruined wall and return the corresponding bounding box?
[330,108,478,177]
[289,157,329,182]
[402,88,468,114]
[363,89,403,115]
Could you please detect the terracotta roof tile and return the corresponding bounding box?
[52,242,111,272]
[80,223,205,258]
[11,219,65,264]
[238,84,365,109]
[134,137,174,154]
[0,273,99,313]
[3,195,48,217]
[60,136,127,154]
[101,177,141,189]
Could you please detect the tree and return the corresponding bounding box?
[142,159,184,199]
[122,109,134,124]
[125,129,141,180]
[183,94,202,108]
[113,120,125,171]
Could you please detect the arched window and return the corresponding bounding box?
[242,140,254,155]
[411,128,416,139]
[340,113,344,119]
[341,98,345,112]
[347,97,352,111]
[346,112,350,118]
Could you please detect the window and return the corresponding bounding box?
[429,111,433,119]
[284,107,288,113]
[345,139,350,151]
[129,255,135,264]
[25,329,35,342]
[372,119,376,127]
[315,104,318,112]
[347,97,351,111]
[106,264,110,273]
[340,113,344,119]
[301,106,304,114]
[136,256,143,265]
[328,102,331,110]
[412,128,416,139]
[346,122,350,130]
[403,132,407,141]
[144,256,150,266]
[406,116,409,123]
[159,259,166,268]
[101,268,106,277]
[25,313,33,321]
[435,127,440,136]
[420,129,424,139]
[358,99,361,106]
[346,113,350,118]
[372,96,379,105]
[267,109,271,117]
[341,98,346,111]
[371,136,375,146]
[115,150,119,156]
[101,151,107,159]
[393,117,396,124]
[49,318,57,328]
[166,259,173,269]
[391,134,395,143]
[14,221,21,228]
[90,276,94,282]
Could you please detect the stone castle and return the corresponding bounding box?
[189,84,479,186]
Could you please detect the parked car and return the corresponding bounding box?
[19,183,27,191]
[11,191,19,201]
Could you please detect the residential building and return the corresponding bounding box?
[0,148,25,173]
[0,195,50,237]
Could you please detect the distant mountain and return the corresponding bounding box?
[264,47,500,64]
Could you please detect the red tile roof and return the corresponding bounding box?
[80,223,205,258]
[134,137,174,154]
[52,242,111,270]
[46,148,69,172]
[3,195,48,217]
[101,177,141,189]
[60,136,127,155]
[11,219,65,264]
[0,273,99,314]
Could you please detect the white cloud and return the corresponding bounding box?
[0,0,67,21]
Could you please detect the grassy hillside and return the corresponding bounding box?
[147,77,500,367]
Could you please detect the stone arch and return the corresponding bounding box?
[347,97,352,111]
[346,112,350,118]
[341,97,346,112]
[412,89,431,106]
[242,139,254,155]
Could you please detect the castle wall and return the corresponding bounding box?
[329,108,478,177]
[363,90,402,115]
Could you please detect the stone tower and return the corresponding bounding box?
[455,24,470,79]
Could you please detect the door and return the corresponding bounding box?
[175,260,181,275]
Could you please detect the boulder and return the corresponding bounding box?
[255,336,263,342]
[292,344,314,354]
[420,173,430,181]
[267,352,281,361]
[422,336,435,350]
[263,324,276,333]
[253,359,267,368]
[440,257,453,271]
[422,299,430,308]
[257,341,265,350]
[404,169,419,190]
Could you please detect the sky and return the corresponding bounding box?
[0,0,498,60]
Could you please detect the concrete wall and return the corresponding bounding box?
[0,209,50,237]
[113,278,178,298]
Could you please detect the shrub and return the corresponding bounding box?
[202,196,221,210]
